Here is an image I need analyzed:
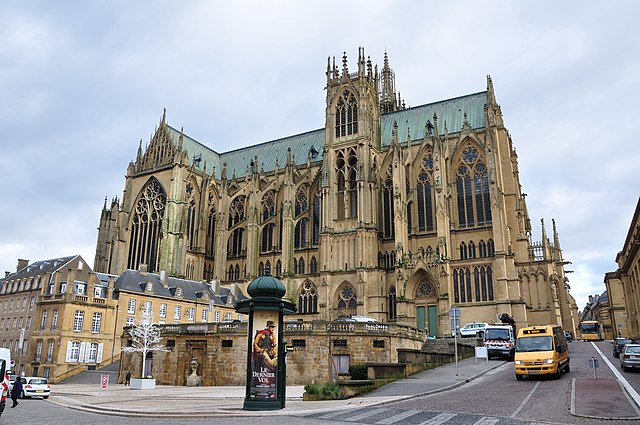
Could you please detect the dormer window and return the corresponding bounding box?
[335,91,358,138]
[145,282,153,292]
[175,286,183,297]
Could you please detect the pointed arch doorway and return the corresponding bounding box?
[414,276,439,337]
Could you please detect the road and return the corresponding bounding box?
[2,340,639,425]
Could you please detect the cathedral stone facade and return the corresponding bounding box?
[94,48,578,337]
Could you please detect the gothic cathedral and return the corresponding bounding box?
[94,48,578,336]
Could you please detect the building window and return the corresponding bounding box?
[333,339,348,348]
[127,178,166,273]
[126,317,134,326]
[456,146,491,228]
[373,340,385,348]
[335,90,358,137]
[214,311,220,322]
[186,199,197,250]
[29,297,35,309]
[40,310,48,330]
[36,340,43,362]
[69,341,80,362]
[87,343,98,362]
[73,311,84,332]
[388,286,397,321]
[166,340,175,350]
[417,154,435,232]
[382,168,395,238]
[201,309,208,322]
[292,339,306,348]
[174,305,181,320]
[26,316,32,330]
[221,340,233,348]
[47,340,54,363]
[143,301,152,314]
[187,307,195,321]
[298,281,318,314]
[224,312,232,321]
[159,303,167,318]
[337,285,357,309]
[128,299,136,314]
[43,367,50,379]
[92,313,102,333]
[237,313,244,322]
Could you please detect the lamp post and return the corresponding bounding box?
[236,267,296,410]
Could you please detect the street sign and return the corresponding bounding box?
[101,374,109,389]
[449,307,461,319]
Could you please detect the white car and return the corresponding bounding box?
[16,377,50,399]
[459,322,488,338]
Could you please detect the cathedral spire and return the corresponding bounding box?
[380,51,398,113]
[552,219,561,250]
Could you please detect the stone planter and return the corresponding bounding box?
[130,378,156,390]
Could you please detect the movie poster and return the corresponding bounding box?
[249,311,278,399]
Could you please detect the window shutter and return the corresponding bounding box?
[65,341,73,362]
[78,342,86,363]
[97,343,104,363]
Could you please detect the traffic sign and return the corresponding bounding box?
[449,307,461,319]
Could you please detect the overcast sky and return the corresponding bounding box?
[1,1,638,312]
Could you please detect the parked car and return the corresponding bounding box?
[459,322,488,338]
[620,344,640,372]
[17,377,50,399]
[614,338,634,358]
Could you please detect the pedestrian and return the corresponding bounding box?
[125,370,131,386]
[10,377,23,408]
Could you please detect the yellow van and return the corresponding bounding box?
[514,325,570,380]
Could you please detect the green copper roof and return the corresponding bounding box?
[165,91,487,179]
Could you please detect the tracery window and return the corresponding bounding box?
[335,149,358,219]
[261,223,275,253]
[460,242,468,260]
[453,265,494,303]
[337,285,357,309]
[227,197,245,257]
[382,165,395,238]
[262,191,276,222]
[128,179,166,273]
[298,281,318,314]
[295,187,308,217]
[258,262,264,277]
[335,90,358,137]
[310,256,318,274]
[417,154,435,232]
[275,260,282,277]
[456,146,491,228]
[298,257,305,275]
[415,279,437,299]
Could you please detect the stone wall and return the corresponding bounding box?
[119,320,425,385]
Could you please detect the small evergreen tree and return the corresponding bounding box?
[121,309,168,377]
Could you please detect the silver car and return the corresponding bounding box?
[620,344,640,371]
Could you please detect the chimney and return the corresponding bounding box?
[160,270,168,288]
[210,278,219,295]
[228,283,238,305]
[139,264,148,275]
[17,259,29,272]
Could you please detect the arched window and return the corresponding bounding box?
[488,239,495,257]
[415,279,437,299]
[265,260,271,275]
[337,285,357,309]
[460,242,468,260]
[382,165,395,238]
[417,154,435,232]
[293,258,298,275]
[295,218,308,249]
[258,262,264,277]
[388,286,397,321]
[479,240,487,258]
[298,257,305,275]
[205,207,216,257]
[234,264,240,281]
[275,260,282,277]
[298,281,318,314]
[295,187,308,217]
[468,241,476,259]
[335,91,358,137]
[128,179,166,273]
[407,201,413,234]
[310,256,318,274]
[227,265,234,281]
[186,199,197,250]
[453,267,473,303]
[456,146,492,228]
[261,223,275,253]
[262,191,275,222]
[335,149,358,219]
[227,197,245,257]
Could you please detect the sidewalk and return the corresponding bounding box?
[49,357,503,418]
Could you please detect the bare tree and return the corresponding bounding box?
[121,309,168,377]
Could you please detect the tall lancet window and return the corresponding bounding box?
[186,199,197,250]
[382,165,395,238]
[127,179,166,273]
[456,146,492,228]
[417,154,435,232]
[335,91,358,137]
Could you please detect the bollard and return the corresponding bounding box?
[588,356,599,379]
